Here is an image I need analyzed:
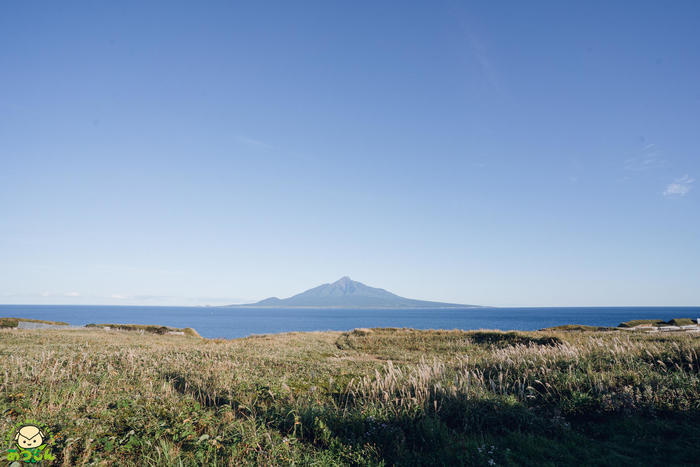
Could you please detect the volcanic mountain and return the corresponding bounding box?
[232,276,478,308]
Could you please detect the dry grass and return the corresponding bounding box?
[84,323,201,337]
[0,317,69,328]
[618,317,697,328]
[1,327,698,465]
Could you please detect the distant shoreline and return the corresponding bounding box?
[2,303,698,309]
[4,315,699,339]
[3,305,699,339]
[220,305,490,309]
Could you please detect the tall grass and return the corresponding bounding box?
[346,335,699,416]
[1,327,698,465]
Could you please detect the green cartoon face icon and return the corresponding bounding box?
[14,425,45,450]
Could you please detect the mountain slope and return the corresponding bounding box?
[232,277,478,308]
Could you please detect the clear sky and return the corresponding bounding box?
[1,1,698,307]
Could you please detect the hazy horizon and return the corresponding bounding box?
[2,2,698,307]
[1,275,698,309]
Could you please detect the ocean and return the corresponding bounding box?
[1,305,698,339]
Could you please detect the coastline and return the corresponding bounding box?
[2,304,700,339]
[3,314,699,339]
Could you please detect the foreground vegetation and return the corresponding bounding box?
[1,327,698,465]
[618,318,697,328]
[85,323,201,337]
[0,317,69,328]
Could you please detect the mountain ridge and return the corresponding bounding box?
[227,276,480,308]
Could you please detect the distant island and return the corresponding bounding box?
[227,276,481,308]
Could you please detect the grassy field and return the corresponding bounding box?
[0,317,69,328]
[85,323,201,337]
[618,318,697,328]
[1,327,698,466]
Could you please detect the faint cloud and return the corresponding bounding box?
[235,135,273,150]
[131,294,170,301]
[466,32,501,90]
[64,291,80,297]
[110,294,127,299]
[624,143,666,171]
[450,5,503,92]
[663,175,694,197]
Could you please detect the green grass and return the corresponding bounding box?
[618,319,667,327]
[619,318,697,328]
[0,318,18,328]
[0,317,69,328]
[668,318,696,326]
[1,327,698,465]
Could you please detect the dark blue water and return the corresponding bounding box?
[1,305,698,339]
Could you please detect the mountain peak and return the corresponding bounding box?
[330,276,357,293]
[236,277,478,308]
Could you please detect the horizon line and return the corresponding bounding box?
[1,303,698,309]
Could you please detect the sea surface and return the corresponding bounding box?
[1,305,699,339]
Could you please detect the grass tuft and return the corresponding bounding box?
[619,318,697,328]
[0,317,69,327]
[85,323,202,336]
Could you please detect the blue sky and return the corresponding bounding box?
[1,1,698,307]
